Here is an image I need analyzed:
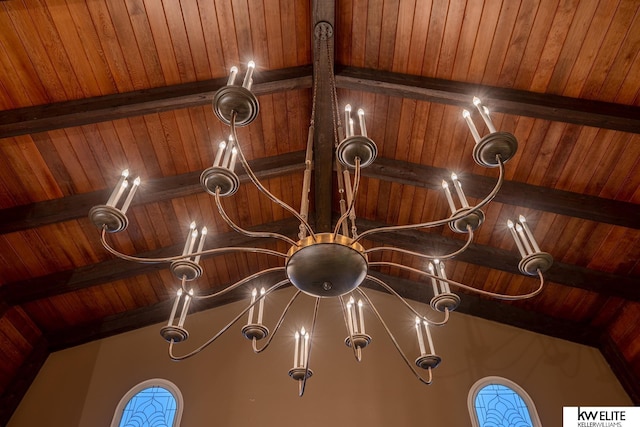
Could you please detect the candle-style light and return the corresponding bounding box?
[193,227,208,264]
[294,331,300,367]
[451,173,469,208]
[242,60,255,89]
[106,169,129,207]
[120,177,141,214]
[167,289,183,326]
[346,298,355,334]
[507,220,526,257]
[293,327,310,368]
[257,287,266,324]
[357,299,365,334]
[177,289,194,328]
[473,96,497,133]
[516,223,533,254]
[415,317,426,356]
[441,180,457,214]
[227,66,238,86]
[228,147,238,172]
[518,215,541,252]
[181,222,197,256]
[437,260,451,293]
[248,288,257,324]
[423,320,435,355]
[222,135,235,169]
[462,109,481,143]
[344,104,352,137]
[357,108,367,137]
[186,228,198,257]
[303,330,310,367]
[213,141,226,167]
[428,263,439,296]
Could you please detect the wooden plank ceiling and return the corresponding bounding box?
[0,0,639,422]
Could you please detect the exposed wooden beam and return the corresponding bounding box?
[0,151,305,235]
[0,66,312,139]
[365,157,640,229]
[336,66,640,134]
[0,218,300,305]
[358,219,640,302]
[311,2,335,232]
[4,215,635,307]
[2,64,638,140]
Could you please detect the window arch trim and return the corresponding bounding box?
[110,378,183,427]
[468,376,541,427]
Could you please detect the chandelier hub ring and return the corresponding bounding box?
[415,354,442,370]
[472,131,518,167]
[89,205,129,233]
[170,259,203,281]
[430,292,461,313]
[286,233,368,298]
[160,325,189,343]
[336,135,378,168]
[241,324,269,341]
[212,86,259,126]
[518,252,553,275]
[345,333,372,350]
[200,166,240,197]
[449,207,485,233]
[288,367,313,381]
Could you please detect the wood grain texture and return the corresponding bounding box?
[0,0,638,417]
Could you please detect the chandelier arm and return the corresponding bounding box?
[364,226,474,261]
[352,156,505,244]
[332,157,361,237]
[364,275,450,326]
[229,111,317,241]
[190,266,286,300]
[100,228,286,264]
[252,289,303,354]
[355,288,434,385]
[167,279,291,361]
[214,188,299,247]
[338,295,362,362]
[369,261,546,300]
[298,296,321,397]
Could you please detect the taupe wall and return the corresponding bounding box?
[9,289,630,427]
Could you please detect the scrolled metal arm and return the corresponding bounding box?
[100,228,286,264]
[214,188,299,247]
[168,279,290,361]
[353,156,505,244]
[356,288,434,385]
[252,289,303,353]
[364,226,474,261]
[365,275,450,326]
[229,112,317,241]
[369,261,546,301]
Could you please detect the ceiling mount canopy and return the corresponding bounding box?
[88,21,553,397]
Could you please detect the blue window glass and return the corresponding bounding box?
[474,383,534,427]
[118,386,177,427]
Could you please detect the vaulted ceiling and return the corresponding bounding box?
[1,0,639,422]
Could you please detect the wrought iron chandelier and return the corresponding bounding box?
[89,23,553,396]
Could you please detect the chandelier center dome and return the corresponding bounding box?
[286,233,368,298]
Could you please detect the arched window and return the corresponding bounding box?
[468,376,541,427]
[111,379,183,427]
